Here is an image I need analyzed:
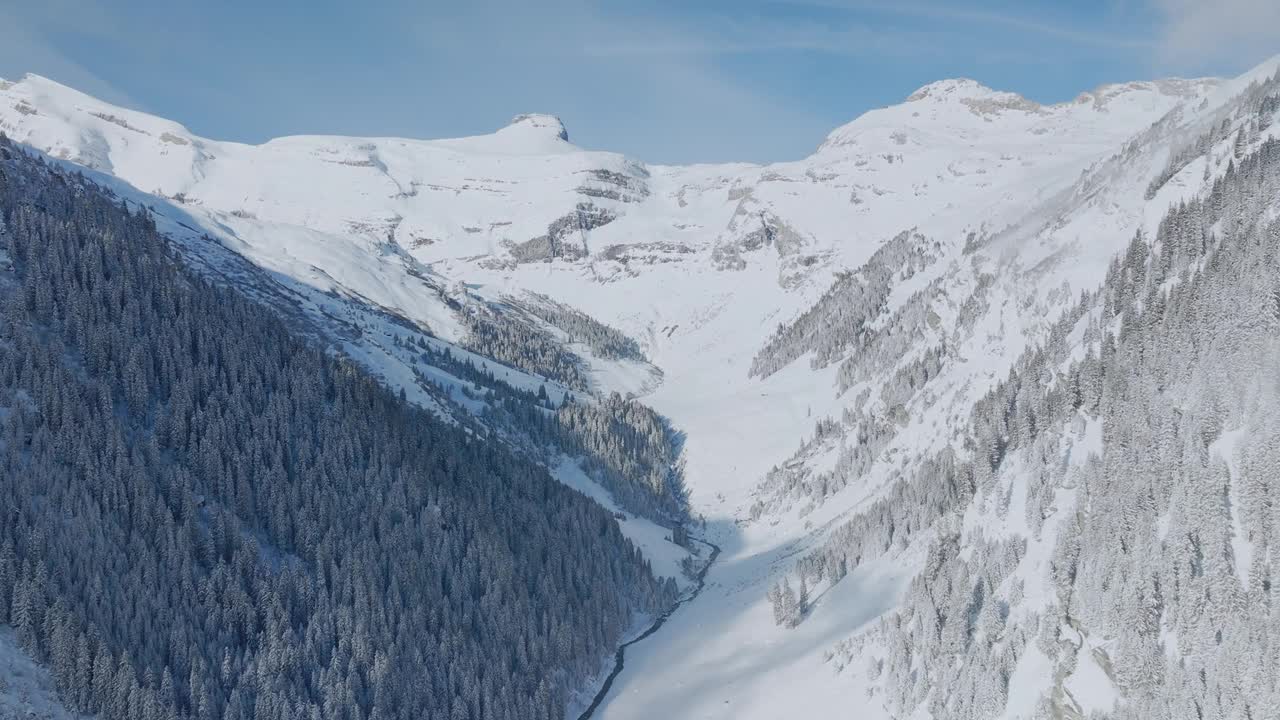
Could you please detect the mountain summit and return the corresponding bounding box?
[506,112,569,141]
[2,54,1280,720]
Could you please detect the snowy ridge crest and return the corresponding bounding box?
[507,112,569,141]
[3,55,1280,720]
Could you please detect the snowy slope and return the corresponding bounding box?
[0,627,86,720]
[0,70,1216,370]
[4,56,1280,719]
[0,67,1206,516]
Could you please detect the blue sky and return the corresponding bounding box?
[1,0,1277,163]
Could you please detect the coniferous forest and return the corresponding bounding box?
[774,127,1280,719]
[0,137,676,720]
[4,53,1280,720]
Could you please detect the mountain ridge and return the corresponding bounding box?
[4,54,1280,719]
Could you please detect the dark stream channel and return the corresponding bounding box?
[575,537,723,720]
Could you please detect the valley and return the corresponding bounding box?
[2,52,1280,720]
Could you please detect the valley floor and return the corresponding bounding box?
[584,367,910,719]
[589,516,910,720]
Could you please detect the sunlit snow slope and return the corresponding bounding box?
[4,56,1280,718]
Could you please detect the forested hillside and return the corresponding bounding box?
[0,137,677,720]
[785,119,1280,719]
[3,56,1279,720]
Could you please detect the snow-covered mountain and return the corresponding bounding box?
[3,54,1280,719]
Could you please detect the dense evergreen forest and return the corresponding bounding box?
[0,136,677,720]
[400,335,688,522]
[776,106,1280,717]
[507,293,648,364]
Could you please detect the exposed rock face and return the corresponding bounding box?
[508,112,570,141]
[578,168,650,203]
[712,211,808,271]
[509,203,616,263]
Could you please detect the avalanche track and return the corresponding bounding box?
[577,537,722,720]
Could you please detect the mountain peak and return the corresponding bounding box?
[504,113,569,142]
[9,72,92,99]
[906,78,999,102]
[900,78,1042,118]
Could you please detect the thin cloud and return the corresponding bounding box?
[408,0,835,163]
[782,0,1154,51]
[579,23,941,59]
[1148,0,1280,71]
[0,2,137,108]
